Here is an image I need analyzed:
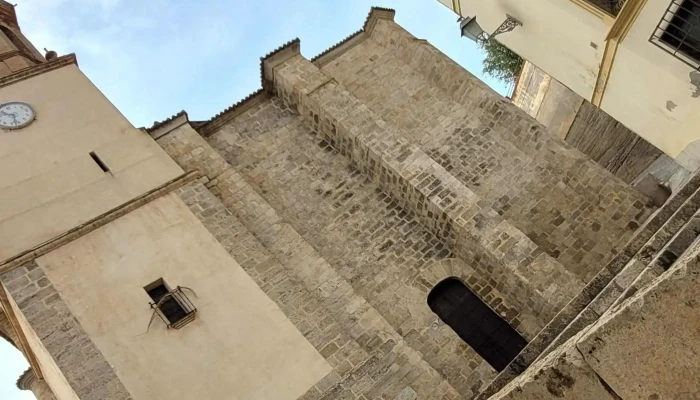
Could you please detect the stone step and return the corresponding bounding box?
[531,186,700,364]
[613,210,700,308]
[476,171,700,400]
[489,240,700,400]
[532,258,646,364]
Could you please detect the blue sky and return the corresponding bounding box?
[1,1,508,398]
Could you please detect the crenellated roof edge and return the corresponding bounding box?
[152,7,395,139]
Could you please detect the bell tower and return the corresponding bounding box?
[0,1,45,77]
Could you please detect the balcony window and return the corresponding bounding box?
[145,279,197,329]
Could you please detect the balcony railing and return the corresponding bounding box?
[587,0,628,16]
[148,286,197,330]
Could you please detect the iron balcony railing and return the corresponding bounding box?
[148,286,197,330]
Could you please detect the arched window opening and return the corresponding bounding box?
[427,277,527,372]
[0,26,32,57]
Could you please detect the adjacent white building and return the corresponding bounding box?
[436,0,700,171]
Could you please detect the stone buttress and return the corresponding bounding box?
[148,8,656,399]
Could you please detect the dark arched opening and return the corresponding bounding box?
[427,277,527,372]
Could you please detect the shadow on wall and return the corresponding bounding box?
[511,62,691,206]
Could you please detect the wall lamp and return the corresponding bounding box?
[460,14,522,42]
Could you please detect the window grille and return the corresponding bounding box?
[427,278,527,372]
[651,0,700,68]
[146,282,197,330]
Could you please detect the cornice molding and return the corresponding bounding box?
[310,5,397,68]
[0,49,39,63]
[197,90,268,137]
[144,111,187,136]
[311,30,366,66]
[260,38,301,90]
[363,7,395,32]
[0,53,76,89]
[16,368,36,391]
[0,171,200,274]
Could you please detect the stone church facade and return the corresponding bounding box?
[1,4,698,400]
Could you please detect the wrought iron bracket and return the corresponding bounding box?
[489,14,522,40]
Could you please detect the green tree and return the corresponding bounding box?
[478,38,523,83]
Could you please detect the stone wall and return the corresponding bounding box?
[149,8,665,399]
[151,9,663,397]
[491,237,700,399]
[207,93,561,332]
[158,123,467,397]
[0,261,131,400]
[159,122,496,397]
[319,17,655,282]
[176,181,463,399]
[270,50,580,318]
[567,101,663,184]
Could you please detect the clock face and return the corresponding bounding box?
[0,102,35,130]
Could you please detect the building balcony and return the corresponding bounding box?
[586,0,627,16]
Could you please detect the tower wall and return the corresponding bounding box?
[318,17,655,282]
[151,15,604,395]
[0,64,182,262]
[0,2,46,75]
[0,1,18,28]
[157,119,464,399]
[1,189,333,400]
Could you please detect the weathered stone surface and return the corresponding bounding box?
[577,240,700,400]
[488,238,700,400]
[480,169,700,399]
[567,101,663,184]
[151,9,666,399]
[319,17,655,283]
[0,7,691,400]
[175,180,462,399]
[0,261,132,400]
[150,8,668,400]
[489,331,620,400]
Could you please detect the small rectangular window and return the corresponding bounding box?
[89,151,110,173]
[144,279,196,329]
